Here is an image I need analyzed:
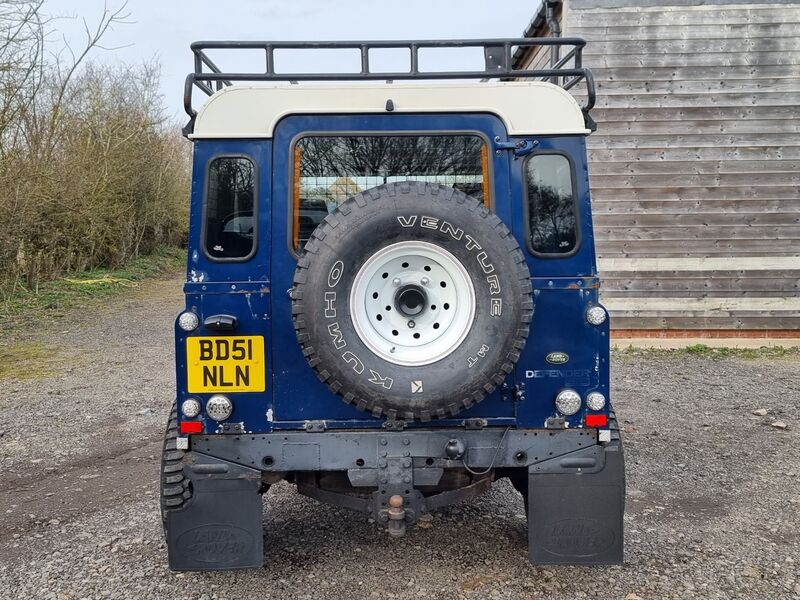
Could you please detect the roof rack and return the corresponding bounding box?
[183,38,595,135]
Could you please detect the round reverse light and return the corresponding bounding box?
[206,395,233,421]
[181,398,202,418]
[555,389,582,416]
[586,305,607,326]
[178,311,200,332]
[586,391,607,411]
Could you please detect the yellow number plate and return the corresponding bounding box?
[186,336,266,393]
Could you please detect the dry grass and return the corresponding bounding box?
[0,341,60,380]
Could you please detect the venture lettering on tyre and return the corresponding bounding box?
[292,182,533,421]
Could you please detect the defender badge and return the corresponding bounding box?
[545,352,569,365]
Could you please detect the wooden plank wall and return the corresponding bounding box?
[522,1,800,333]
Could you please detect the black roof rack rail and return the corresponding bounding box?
[183,38,595,135]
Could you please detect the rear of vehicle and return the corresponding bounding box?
[163,39,623,571]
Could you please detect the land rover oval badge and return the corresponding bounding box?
[546,351,569,365]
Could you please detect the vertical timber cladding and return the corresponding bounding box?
[516,0,800,334]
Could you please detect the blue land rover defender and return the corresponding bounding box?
[163,38,624,570]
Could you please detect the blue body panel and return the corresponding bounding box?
[175,114,610,434]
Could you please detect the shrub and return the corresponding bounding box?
[0,1,189,290]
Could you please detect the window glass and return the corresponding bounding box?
[205,157,255,259]
[526,154,577,254]
[294,135,489,249]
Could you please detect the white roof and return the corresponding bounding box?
[190,81,589,139]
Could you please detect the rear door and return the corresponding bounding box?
[178,140,273,432]
[270,113,517,426]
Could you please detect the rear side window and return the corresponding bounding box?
[525,154,578,255]
[204,157,256,259]
[292,135,490,250]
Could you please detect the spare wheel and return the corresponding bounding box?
[292,182,532,421]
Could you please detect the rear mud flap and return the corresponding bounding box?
[166,453,263,571]
[527,440,624,565]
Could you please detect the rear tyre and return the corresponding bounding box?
[292,182,533,421]
[160,403,191,532]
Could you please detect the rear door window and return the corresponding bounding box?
[204,156,256,260]
[525,154,578,255]
[292,135,490,250]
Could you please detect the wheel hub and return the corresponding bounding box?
[350,241,476,367]
[396,285,427,317]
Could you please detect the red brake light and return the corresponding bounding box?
[180,420,203,434]
[585,414,607,428]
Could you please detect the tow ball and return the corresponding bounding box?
[384,495,407,537]
[376,493,420,538]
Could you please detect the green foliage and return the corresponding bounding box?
[0,245,183,327]
[612,344,798,361]
[685,343,713,354]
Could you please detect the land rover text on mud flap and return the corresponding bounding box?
[163,38,624,570]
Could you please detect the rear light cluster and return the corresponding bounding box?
[178,395,235,436]
[180,421,203,434]
[554,389,608,427]
[585,305,607,326]
[177,311,200,332]
[585,414,608,428]
[586,392,606,411]
[181,398,201,418]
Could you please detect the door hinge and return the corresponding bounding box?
[494,136,538,159]
[494,135,539,160]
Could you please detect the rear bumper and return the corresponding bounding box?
[165,426,623,570]
[189,426,602,473]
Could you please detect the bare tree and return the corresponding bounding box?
[0,1,189,298]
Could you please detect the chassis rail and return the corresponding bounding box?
[183,38,596,133]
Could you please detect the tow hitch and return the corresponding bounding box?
[383,495,408,538]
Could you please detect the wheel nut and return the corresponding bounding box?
[392,277,401,286]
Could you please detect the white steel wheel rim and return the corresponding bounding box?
[350,241,476,367]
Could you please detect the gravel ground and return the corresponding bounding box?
[1,273,798,600]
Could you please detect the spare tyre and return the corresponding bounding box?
[292,182,532,421]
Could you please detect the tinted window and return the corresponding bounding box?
[526,154,577,254]
[205,157,255,259]
[294,135,488,249]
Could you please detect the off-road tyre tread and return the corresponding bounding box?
[160,403,191,530]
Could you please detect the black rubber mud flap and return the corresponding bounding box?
[166,452,263,571]
[527,440,624,565]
